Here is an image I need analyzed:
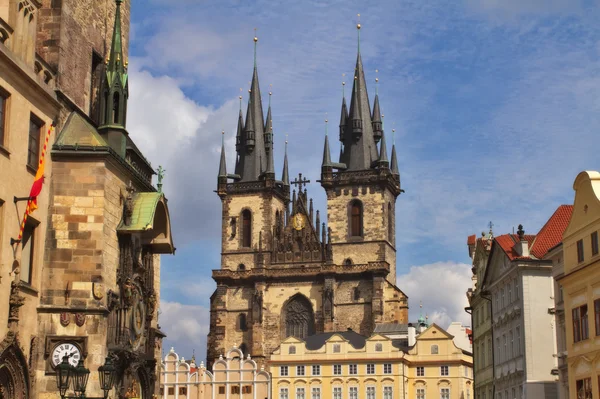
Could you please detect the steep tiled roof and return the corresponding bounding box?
[495,234,536,260]
[529,205,573,259]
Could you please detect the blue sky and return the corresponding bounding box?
[124,0,600,361]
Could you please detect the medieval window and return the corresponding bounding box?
[113,92,120,124]
[280,388,289,399]
[592,232,599,256]
[387,202,393,242]
[595,298,600,336]
[238,313,248,331]
[333,364,342,375]
[297,365,305,376]
[242,210,252,247]
[0,87,8,147]
[344,258,353,266]
[348,364,357,375]
[280,366,288,376]
[353,287,360,301]
[89,51,103,124]
[218,386,225,394]
[289,345,296,354]
[366,364,374,374]
[239,343,248,356]
[297,388,305,399]
[431,345,438,354]
[573,304,589,342]
[333,344,341,353]
[28,113,43,170]
[350,200,363,237]
[232,386,240,394]
[283,295,315,339]
[238,264,246,271]
[312,365,320,376]
[417,367,424,376]
[440,365,449,376]
[20,218,38,284]
[383,363,392,374]
[375,343,383,352]
[179,387,188,395]
[311,387,321,399]
[577,239,584,263]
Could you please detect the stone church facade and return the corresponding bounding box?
[207,29,408,367]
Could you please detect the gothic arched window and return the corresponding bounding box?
[387,202,393,242]
[113,92,120,124]
[283,295,315,339]
[350,200,363,237]
[242,210,251,248]
[238,313,247,331]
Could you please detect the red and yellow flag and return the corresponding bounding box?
[17,125,54,242]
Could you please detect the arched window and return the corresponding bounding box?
[344,258,353,266]
[113,92,120,124]
[350,201,363,237]
[242,210,251,247]
[387,202,393,242]
[238,264,246,271]
[239,343,248,357]
[288,345,296,354]
[283,295,315,339]
[238,313,247,331]
[431,345,439,354]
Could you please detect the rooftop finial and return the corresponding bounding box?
[269,84,272,107]
[325,114,329,136]
[342,73,346,98]
[381,113,384,130]
[253,28,258,68]
[239,88,243,111]
[375,69,379,95]
[222,129,225,144]
[392,128,396,144]
[356,13,361,53]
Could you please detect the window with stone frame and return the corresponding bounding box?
[595,298,600,336]
[366,386,375,399]
[592,231,599,256]
[333,364,342,375]
[416,388,425,399]
[416,366,424,377]
[179,387,187,395]
[349,387,358,399]
[573,304,589,343]
[297,387,305,399]
[231,386,240,394]
[312,365,320,376]
[383,386,392,399]
[383,363,392,374]
[280,388,289,399]
[89,51,104,124]
[366,364,375,374]
[242,209,252,247]
[238,313,248,331]
[576,378,592,399]
[0,86,9,148]
[280,366,288,376]
[440,388,450,399]
[284,295,315,339]
[218,386,225,394]
[297,365,305,376]
[577,239,584,263]
[311,387,320,399]
[440,365,449,376]
[168,387,175,395]
[28,113,43,170]
[349,200,363,237]
[20,218,38,284]
[242,386,252,394]
[333,387,342,399]
[348,364,357,375]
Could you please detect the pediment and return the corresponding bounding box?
[564,171,600,239]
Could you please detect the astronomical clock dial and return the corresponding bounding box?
[292,213,306,231]
[130,286,146,350]
[51,343,81,368]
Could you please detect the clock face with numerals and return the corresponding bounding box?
[51,343,81,368]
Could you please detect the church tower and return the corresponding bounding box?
[208,26,408,368]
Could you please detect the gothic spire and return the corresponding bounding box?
[322,119,332,168]
[264,90,275,179]
[372,93,383,143]
[218,131,227,177]
[282,139,289,185]
[234,107,244,177]
[390,129,399,175]
[377,129,389,168]
[340,21,377,171]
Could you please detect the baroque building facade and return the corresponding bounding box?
[208,27,408,367]
[1,0,174,398]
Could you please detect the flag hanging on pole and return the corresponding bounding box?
[17,124,54,243]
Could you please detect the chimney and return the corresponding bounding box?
[514,224,529,257]
[408,323,416,347]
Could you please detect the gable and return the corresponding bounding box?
[564,171,600,240]
[366,333,390,342]
[482,242,511,289]
[417,324,454,340]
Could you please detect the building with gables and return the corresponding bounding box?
[479,205,572,399]
[209,24,407,367]
[558,171,600,399]
[1,0,174,398]
[160,346,271,399]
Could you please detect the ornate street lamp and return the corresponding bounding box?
[55,356,116,399]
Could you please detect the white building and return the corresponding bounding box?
[447,322,473,353]
[480,205,572,399]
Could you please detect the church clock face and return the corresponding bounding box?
[292,213,306,231]
[51,343,81,368]
[130,285,146,350]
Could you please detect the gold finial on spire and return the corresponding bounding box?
[248,81,251,93]
[254,27,258,42]
[325,113,329,136]
[357,13,361,29]
[342,73,346,98]
[269,83,272,97]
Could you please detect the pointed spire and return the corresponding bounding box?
[219,131,227,177]
[322,119,332,168]
[390,128,399,175]
[377,129,389,167]
[264,89,275,179]
[107,0,125,77]
[372,85,383,143]
[339,96,348,143]
[282,137,289,185]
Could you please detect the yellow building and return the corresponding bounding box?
[560,171,600,399]
[270,325,472,399]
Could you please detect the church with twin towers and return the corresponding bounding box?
[209,23,408,367]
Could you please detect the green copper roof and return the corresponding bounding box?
[55,112,107,147]
[118,192,163,232]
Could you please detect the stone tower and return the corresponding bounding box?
[207,29,408,368]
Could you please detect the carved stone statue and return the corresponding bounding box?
[253,289,263,323]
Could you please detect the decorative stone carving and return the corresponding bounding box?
[283,295,314,339]
[8,282,25,324]
[59,313,70,327]
[74,313,86,327]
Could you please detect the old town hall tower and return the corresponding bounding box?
[208,26,408,366]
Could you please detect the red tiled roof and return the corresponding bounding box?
[530,205,573,259]
[495,234,536,260]
[467,234,476,245]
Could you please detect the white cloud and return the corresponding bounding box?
[398,262,472,329]
[159,301,210,362]
[464,0,582,18]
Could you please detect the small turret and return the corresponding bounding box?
[349,78,363,141]
[372,93,383,143]
[376,129,389,168]
[339,85,348,143]
[244,97,256,153]
[282,139,289,186]
[390,129,400,176]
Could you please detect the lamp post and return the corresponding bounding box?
[55,355,117,399]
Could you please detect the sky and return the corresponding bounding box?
[124,0,600,362]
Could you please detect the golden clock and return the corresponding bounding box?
[292,213,306,230]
